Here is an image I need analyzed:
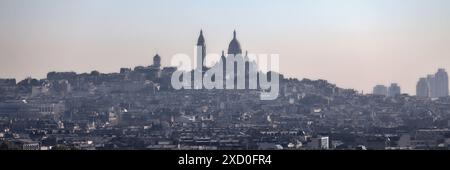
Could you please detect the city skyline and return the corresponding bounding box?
[3,0,450,153]
[2,0,450,94]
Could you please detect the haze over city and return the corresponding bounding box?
[1,0,450,94]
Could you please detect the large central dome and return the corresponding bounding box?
[228,30,242,55]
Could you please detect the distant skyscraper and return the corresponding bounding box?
[388,83,401,97]
[417,69,449,98]
[427,74,437,98]
[435,68,449,97]
[416,78,429,97]
[373,85,388,96]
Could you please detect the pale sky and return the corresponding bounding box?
[1,0,450,94]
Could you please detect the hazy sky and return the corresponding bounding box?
[1,0,450,94]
